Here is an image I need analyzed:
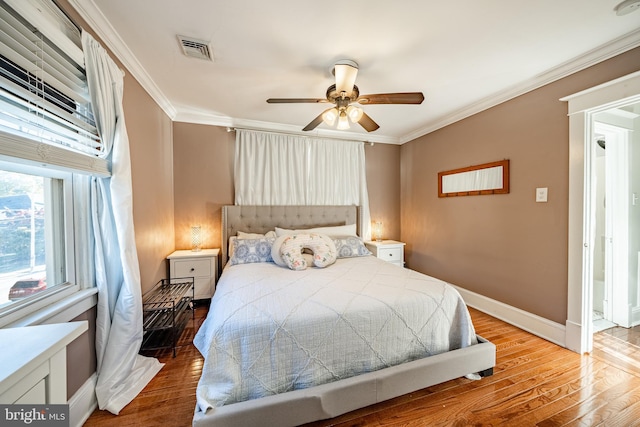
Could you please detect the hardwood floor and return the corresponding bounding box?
[84,302,208,427]
[84,306,640,427]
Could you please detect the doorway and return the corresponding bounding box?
[564,70,640,355]
[591,118,634,333]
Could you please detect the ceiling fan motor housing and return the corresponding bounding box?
[326,84,360,105]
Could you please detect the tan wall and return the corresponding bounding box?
[123,76,175,293]
[172,125,402,249]
[66,307,97,399]
[173,123,235,252]
[401,47,640,325]
[366,143,401,240]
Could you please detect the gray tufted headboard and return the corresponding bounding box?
[221,205,360,266]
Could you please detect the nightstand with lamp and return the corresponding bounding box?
[166,225,219,300]
[365,221,406,267]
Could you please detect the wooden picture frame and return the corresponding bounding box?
[438,159,510,197]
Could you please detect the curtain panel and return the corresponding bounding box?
[234,129,372,240]
[82,31,162,415]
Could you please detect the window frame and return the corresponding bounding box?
[0,158,79,328]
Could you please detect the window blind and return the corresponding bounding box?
[0,0,102,157]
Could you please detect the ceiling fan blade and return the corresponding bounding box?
[358,111,380,132]
[334,61,359,95]
[302,110,329,131]
[266,98,328,104]
[356,92,424,105]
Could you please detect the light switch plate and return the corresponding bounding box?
[536,187,548,202]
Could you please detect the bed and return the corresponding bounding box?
[192,205,495,427]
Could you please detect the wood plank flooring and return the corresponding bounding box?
[84,306,640,427]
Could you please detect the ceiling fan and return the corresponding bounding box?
[266,60,425,132]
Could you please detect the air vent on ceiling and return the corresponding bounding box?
[177,35,213,61]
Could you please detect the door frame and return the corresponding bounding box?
[562,70,640,354]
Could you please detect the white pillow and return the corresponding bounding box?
[237,230,276,239]
[275,224,357,238]
[271,235,289,267]
[228,236,238,259]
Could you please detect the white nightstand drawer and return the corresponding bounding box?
[365,240,406,267]
[174,258,211,278]
[378,247,402,262]
[168,249,219,300]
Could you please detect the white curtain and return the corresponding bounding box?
[234,129,372,240]
[82,31,162,415]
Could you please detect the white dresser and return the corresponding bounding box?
[0,321,88,404]
[365,240,406,267]
[167,249,219,300]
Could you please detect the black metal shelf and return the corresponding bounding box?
[141,277,194,357]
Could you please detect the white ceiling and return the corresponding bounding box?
[70,0,640,144]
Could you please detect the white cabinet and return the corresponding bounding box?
[167,249,219,300]
[365,240,406,267]
[0,321,88,404]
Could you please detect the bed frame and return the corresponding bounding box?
[193,205,496,427]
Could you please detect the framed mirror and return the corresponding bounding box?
[438,159,510,197]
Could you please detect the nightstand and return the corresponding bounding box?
[167,249,219,300]
[365,240,406,267]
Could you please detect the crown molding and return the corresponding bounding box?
[227,119,400,144]
[399,28,640,144]
[173,111,400,144]
[68,0,177,119]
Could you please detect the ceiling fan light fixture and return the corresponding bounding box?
[336,111,350,130]
[346,105,364,123]
[267,60,422,133]
[334,60,359,95]
[322,108,339,126]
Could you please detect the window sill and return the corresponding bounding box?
[1,288,98,328]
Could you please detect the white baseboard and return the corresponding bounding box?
[69,372,97,427]
[452,285,567,348]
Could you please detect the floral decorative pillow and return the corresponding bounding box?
[332,236,372,258]
[229,237,275,265]
[274,233,337,270]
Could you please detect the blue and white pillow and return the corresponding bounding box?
[229,237,275,265]
[332,236,372,258]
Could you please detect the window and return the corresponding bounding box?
[0,0,101,156]
[0,162,73,312]
[0,0,105,324]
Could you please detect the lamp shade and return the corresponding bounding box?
[346,105,363,123]
[322,108,338,126]
[336,111,350,130]
[334,62,358,95]
[374,221,383,241]
[191,226,202,251]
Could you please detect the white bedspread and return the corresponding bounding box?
[194,255,477,411]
